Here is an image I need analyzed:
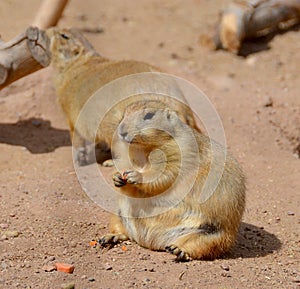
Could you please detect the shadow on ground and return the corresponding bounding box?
[0,118,71,153]
[227,222,282,259]
[238,24,300,57]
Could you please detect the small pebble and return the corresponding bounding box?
[70,241,77,248]
[221,272,231,277]
[263,98,273,107]
[5,231,19,238]
[246,56,257,67]
[287,211,295,216]
[42,264,56,272]
[0,235,8,241]
[88,277,95,282]
[220,264,230,271]
[1,261,8,270]
[104,263,112,270]
[0,223,9,229]
[291,277,300,283]
[61,283,75,289]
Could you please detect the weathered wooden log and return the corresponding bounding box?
[32,0,69,29]
[200,0,300,54]
[0,27,50,90]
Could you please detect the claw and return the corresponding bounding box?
[113,172,127,187]
[165,245,192,262]
[99,233,128,248]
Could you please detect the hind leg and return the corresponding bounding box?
[166,231,232,262]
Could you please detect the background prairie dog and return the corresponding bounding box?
[99,105,246,261]
[46,28,200,165]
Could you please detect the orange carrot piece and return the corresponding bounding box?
[89,240,97,247]
[55,263,75,274]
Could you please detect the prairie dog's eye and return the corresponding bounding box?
[60,33,69,40]
[143,112,155,120]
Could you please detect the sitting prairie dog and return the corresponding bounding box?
[99,104,246,261]
[46,28,200,165]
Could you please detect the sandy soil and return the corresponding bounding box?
[0,1,299,288]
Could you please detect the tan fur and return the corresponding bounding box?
[100,107,246,261]
[46,28,200,165]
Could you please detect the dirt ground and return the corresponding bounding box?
[0,0,299,288]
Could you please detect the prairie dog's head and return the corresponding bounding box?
[118,106,181,148]
[46,28,98,69]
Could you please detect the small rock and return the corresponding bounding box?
[287,211,295,216]
[143,278,150,282]
[88,277,95,282]
[246,56,257,67]
[5,231,19,238]
[0,235,8,241]
[104,263,112,270]
[291,277,300,283]
[81,275,87,279]
[70,241,77,248]
[0,223,9,229]
[275,217,281,222]
[221,272,231,277]
[48,256,55,262]
[263,98,273,107]
[220,264,230,271]
[9,213,16,217]
[61,283,75,289]
[42,264,56,272]
[1,261,8,270]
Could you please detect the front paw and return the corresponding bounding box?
[113,172,127,187]
[166,245,192,262]
[99,233,128,247]
[123,170,142,184]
